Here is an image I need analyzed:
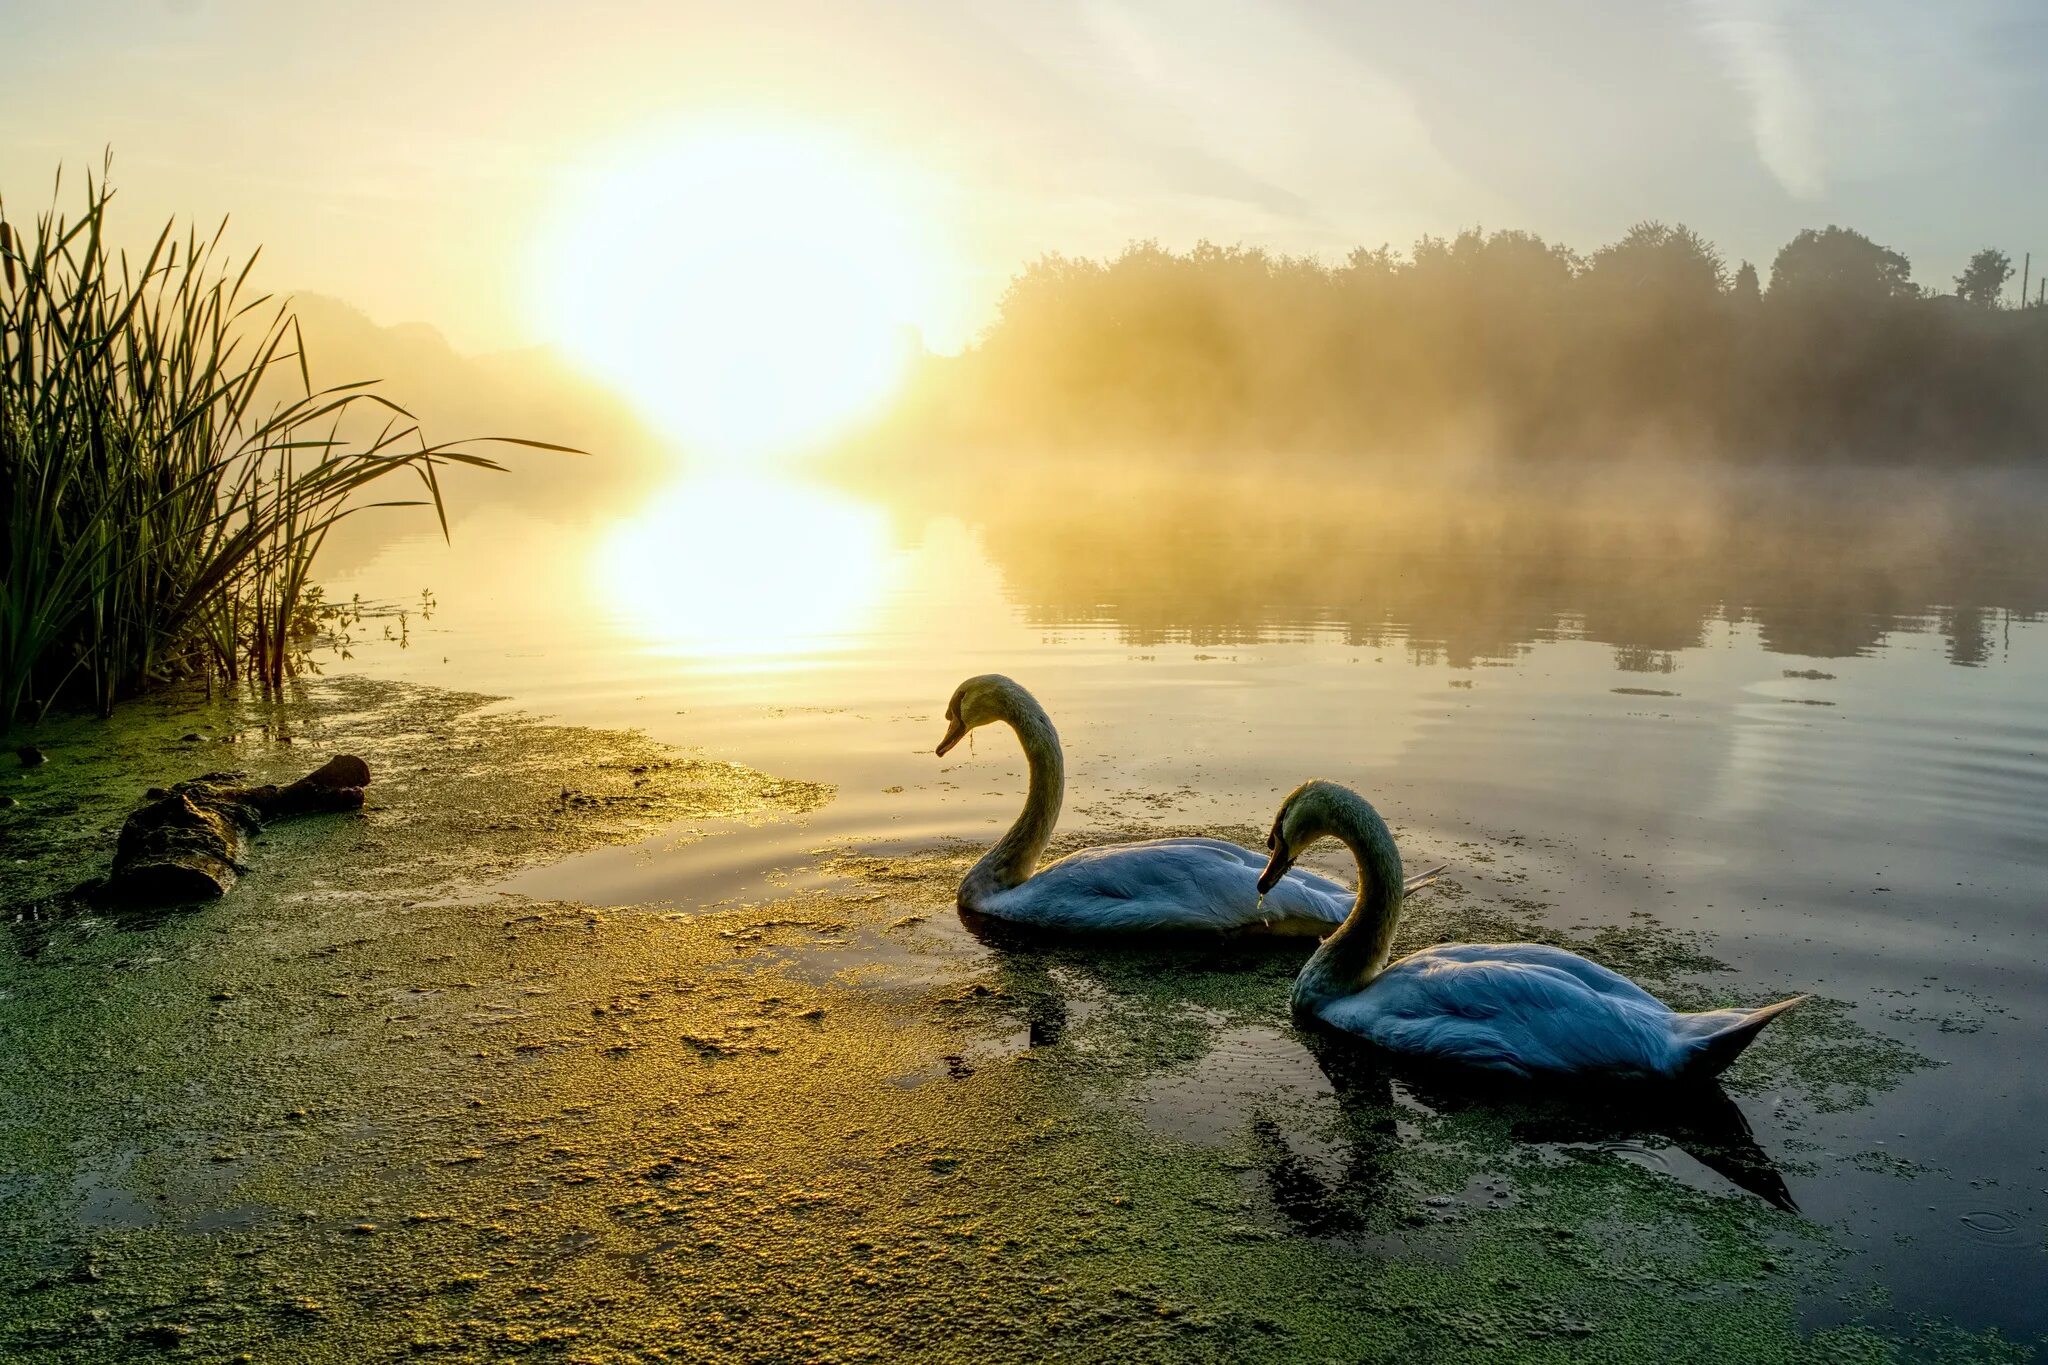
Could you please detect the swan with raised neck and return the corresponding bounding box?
[1256,781,1407,1018]
[1259,779,1808,1082]
[933,676,1367,934]
[937,674,1065,907]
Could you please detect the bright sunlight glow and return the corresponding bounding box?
[594,476,896,657]
[532,121,947,463]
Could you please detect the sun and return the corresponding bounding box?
[531,121,945,462]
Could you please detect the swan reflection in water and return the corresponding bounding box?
[1281,1036,1799,1220]
[960,930,1798,1220]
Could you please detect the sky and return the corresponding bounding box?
[2,0,2043,355]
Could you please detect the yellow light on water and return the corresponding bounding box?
[594,476,895,657]
[532,121,945,462]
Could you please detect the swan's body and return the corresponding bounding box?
[937,676,1435,934]
[969,834,1353,934]
[1261,781,1806,1082]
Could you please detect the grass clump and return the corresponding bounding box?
[0,160,570,727]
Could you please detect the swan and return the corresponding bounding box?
[1258,780,1807,1082]
[935,675,1440,934]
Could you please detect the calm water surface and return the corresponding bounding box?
[325,462,2048,1343]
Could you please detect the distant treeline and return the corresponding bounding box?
[882,225,2048,462]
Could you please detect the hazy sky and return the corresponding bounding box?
[3,0,2042,353]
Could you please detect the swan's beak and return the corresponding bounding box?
[935,717,968,757]
[1257,850,1292,895]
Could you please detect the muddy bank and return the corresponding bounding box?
[0,682,2024,1362]
[0,676,826,929]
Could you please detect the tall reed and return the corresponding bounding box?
[0,164,568,726]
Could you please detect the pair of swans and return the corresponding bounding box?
[936,674,1805,1084]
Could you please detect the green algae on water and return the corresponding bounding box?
[0,693,2021,1362]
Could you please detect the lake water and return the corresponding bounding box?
[312,458,2048,1346]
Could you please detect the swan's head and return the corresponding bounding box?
[936,673,1028,756]
[1257,779,1344,893]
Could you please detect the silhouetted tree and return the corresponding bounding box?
[1586,221,1726,296]
[1768,226,1917,302]
[1732,261,1761,306]
[880,219,2048,465]
[1955,248,2014,307]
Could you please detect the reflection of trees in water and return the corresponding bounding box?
[1936,603,1996,668]
[1609,646,1678,675]
[961,471,2048,667]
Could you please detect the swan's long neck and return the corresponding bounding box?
[960,693,1064,909]
[1291,788,1405,1017]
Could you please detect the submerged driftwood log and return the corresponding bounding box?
[109,755,370,903]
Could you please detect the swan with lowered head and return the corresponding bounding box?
[1258,780,1807,1082]
[936,675,1439,934]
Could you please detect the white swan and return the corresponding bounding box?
[1259,780,1807,1082]
[936,675,1440,934]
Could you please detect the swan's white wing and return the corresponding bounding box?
[1322,946,1681,1079]
[1399,942,1666,1009]
[1075,837,1354,897]
[981,838,1346,934]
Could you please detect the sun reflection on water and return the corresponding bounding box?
[593,476,897,659]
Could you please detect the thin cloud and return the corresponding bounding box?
[1079,0,1503,240]
[1694,0,1824,200]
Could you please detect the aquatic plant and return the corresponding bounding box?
[0,161,569,726]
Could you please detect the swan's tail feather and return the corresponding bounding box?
[1402,864,1447,896]
[1680,995,1810,1081]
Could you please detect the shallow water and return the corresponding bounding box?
[6,459,2048,1357]
[311,460,2048,1346]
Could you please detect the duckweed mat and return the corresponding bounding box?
[0,682,2026,1362]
